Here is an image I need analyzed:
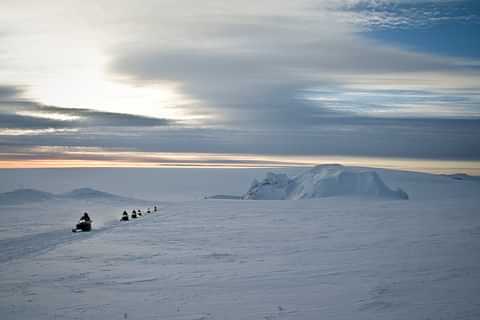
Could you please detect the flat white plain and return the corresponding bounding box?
[0,167,479,319]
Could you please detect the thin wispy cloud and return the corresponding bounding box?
[108,0,479,127]
[335,0,480,30]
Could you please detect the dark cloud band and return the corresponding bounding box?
[0,85,173,130]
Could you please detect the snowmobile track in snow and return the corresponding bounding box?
[0,211,165,264]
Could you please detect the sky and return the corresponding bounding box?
[0,0,479,172]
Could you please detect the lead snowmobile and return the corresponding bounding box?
[121,211,129,221]
[72,212,92,232]
[72,219,92,232]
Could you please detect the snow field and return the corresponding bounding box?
[1,166,480,319]
[1,196,479,319]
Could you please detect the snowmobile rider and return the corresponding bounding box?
[80,212,91,222]
[131,210,137,219]
[73,212,92,232]
[121,210,129,221]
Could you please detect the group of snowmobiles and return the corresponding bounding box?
[121,205,158,221]
[72,205,158,232]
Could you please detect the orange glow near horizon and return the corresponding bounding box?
[1,151,480,175]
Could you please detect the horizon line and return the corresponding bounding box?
[1,153,480,175]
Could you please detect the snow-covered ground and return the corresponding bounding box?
[1,166,480,319]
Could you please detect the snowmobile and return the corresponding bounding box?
[72,219,92,232]
[121,211,129,221]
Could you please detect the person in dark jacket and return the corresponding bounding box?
[81,212,91,222]
[131,210,137,219]
[74,212,92,231]
[121,210,129,221]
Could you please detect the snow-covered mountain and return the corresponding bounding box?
[59,188,131,201]
[244,164,409,200]
[204,194,244,200]
[0,187,147,205]
[443,173,480,181]
[0,188,56,205]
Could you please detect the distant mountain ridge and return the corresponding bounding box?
[59,188,125,200]
[0,187,147,205]
[443,173,480,182]
[0,189,55,205]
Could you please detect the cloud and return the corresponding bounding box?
[2,116,479,160]
[1,83,479,161]
[0,0,479,165]
[334,0,480,30]
[0,85,23,99]
[0,113,68,130]
[304,87,480,117]
[109,0,479,128]
[0,85,173,131]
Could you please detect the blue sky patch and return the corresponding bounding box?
[349,0,480,58]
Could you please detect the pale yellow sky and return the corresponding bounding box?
[1,152,479,175]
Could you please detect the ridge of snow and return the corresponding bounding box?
[0,189,55,205]
[0,187,148,205]
[443,173,480,182]
[244,164,409,200]
[60,188,119,199]
[205,195,243,200]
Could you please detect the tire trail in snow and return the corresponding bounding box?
[0,222,115,263]
[0,203,173,263]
